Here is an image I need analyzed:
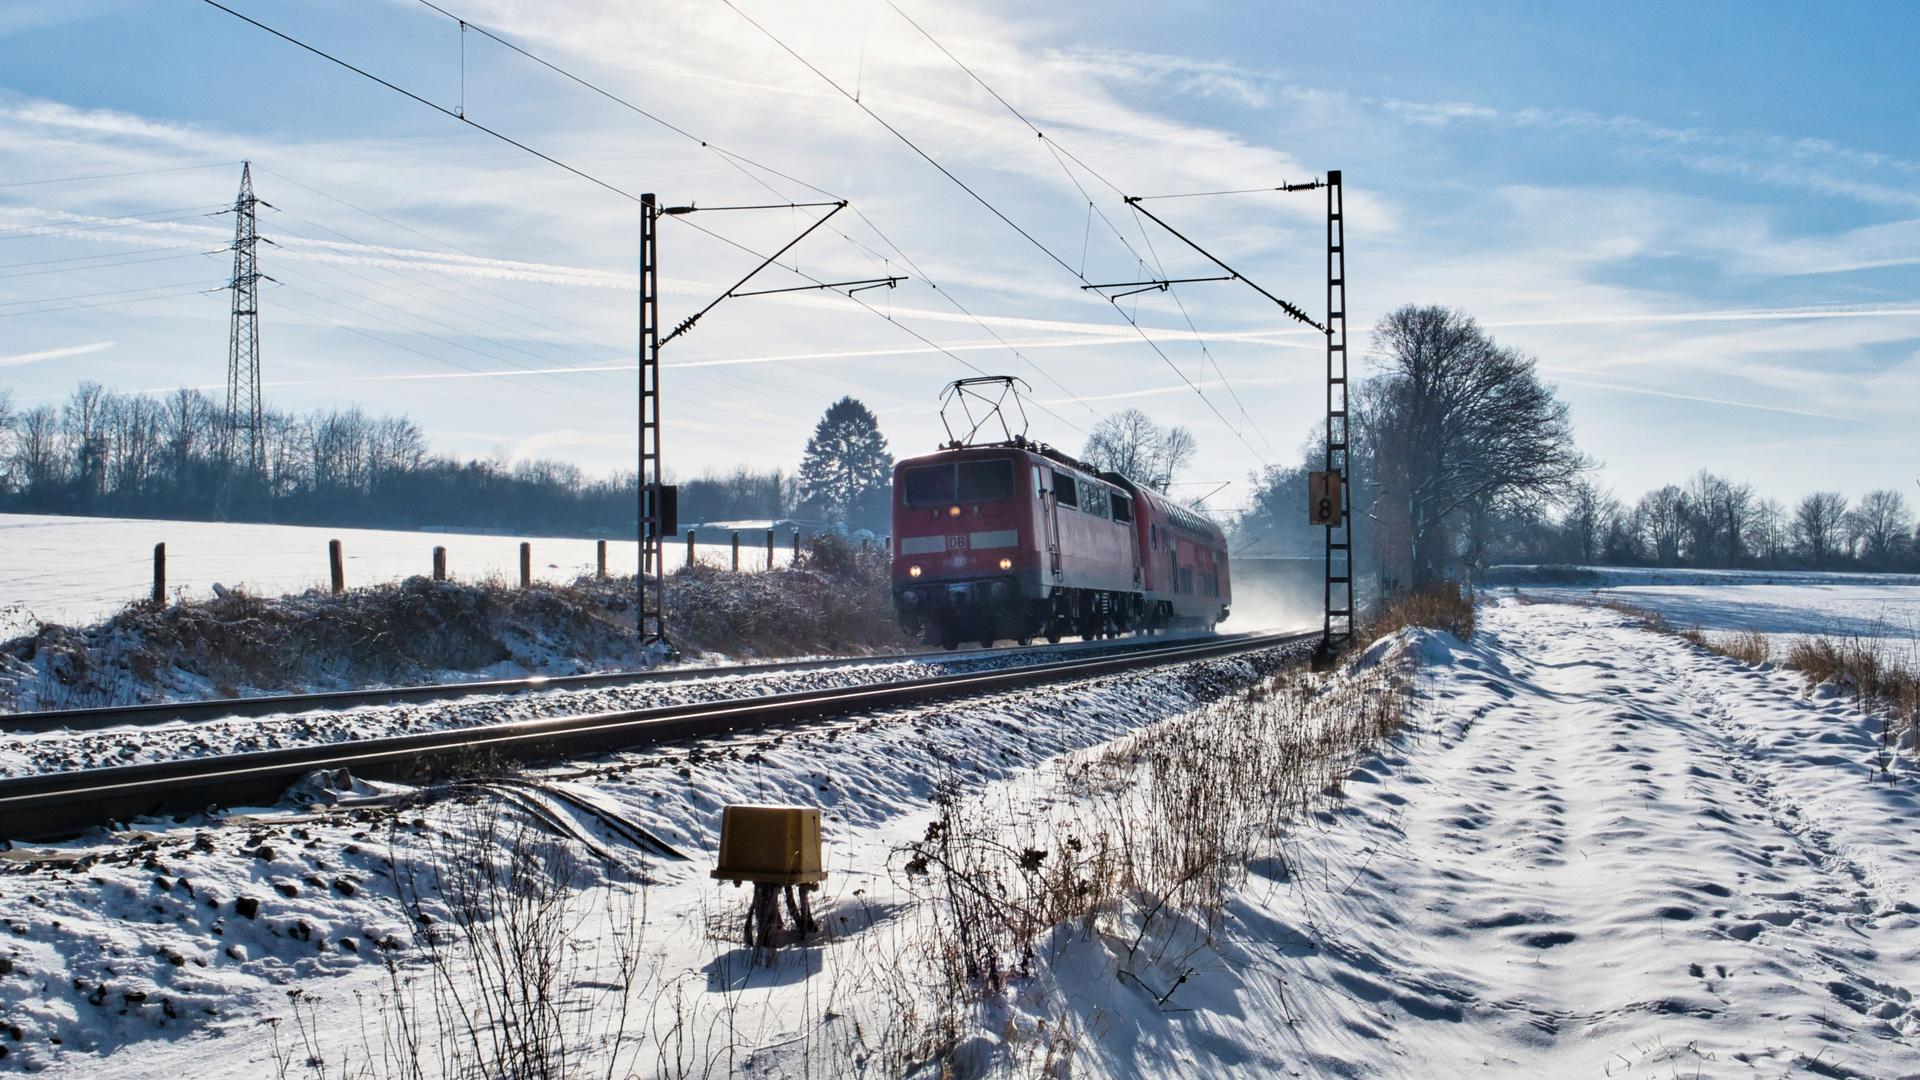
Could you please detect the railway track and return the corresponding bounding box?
[0,629,1311,843]
[1,635,1178,734]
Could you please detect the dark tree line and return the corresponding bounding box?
[0,382,905,537]
[0,382,632,535]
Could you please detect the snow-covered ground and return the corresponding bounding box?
[1030,599,1920,1076]
[0,513,814,637]
[6,599,1919,1077]
[1498,567,1920,665]
[0,646,1291,1076]
[1502,566,1920,590]
[0,513,643,636]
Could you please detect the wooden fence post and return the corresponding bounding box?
[766,529,774,571]
[329,539,344,595]
[151,542,166,606]
[433,546,447,581]
[520,542,532,588]
[597,539,607,579]
[686,529,696,568]
[731,532,740,572]
[792,530,801,561]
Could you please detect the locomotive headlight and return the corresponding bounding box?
[948,505,961,517]
[998,558,1012,570]
[908,565,922,577]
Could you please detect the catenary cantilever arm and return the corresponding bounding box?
[661,200,850,345]
[1123,197,1326,333]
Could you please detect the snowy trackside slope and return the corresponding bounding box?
[1044,599,1920,1078]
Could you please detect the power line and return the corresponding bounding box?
[205,0,1108,441]
[730,0,1277,465]
[409,0,1106,432]
[0,244,204,272]
[0,206,227,242]
[721,0,1083,281]
[0,162,245,189]
[265,212,632,366]
[251,165,635,331]
[411,0,840,202]
[0,249,214,281]
[0,284,221,320]
[266,280,631,418]
[1134,185,1324,200]
[200,0,639,202]
[0,279,218,309]
[875,1,1289,459]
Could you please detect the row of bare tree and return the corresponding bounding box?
[1527,475,1916,571]
[1234,304,1916,581]
[0,382,638,533]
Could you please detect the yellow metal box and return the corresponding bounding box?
[711,805,827,885]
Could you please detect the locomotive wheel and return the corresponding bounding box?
[1015,636,1032,647]
[1045,630,1061,644]
[940,628,961,650]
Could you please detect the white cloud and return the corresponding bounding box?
[0,340,113,367]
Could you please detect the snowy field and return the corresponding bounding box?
[0,514,820,637]
[2,600,1917,1076]
[1499,567,1920,664]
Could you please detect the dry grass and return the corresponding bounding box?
[1596,599,1919,757]
[0,534,909,711]
[894,648,1409,1070]
[1357,580,1475,651]
[1716,629,1773,666]
[1783,634,1920,752]
[269,802,654,1080]
[666,536,908,659]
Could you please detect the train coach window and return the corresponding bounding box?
[1111,493,1133,524]
[902,465,956,506]
[1053,469,1079,509]
[957,459,1014,501]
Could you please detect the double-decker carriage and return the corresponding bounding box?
[889,439,1231,650]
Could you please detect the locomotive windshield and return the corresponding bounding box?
[958,459,1014,501]
[902,458,1015,506]
[902,465,956,506]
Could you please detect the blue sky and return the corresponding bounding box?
[1,0,1915,512]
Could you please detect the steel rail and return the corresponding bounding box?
[0,630,1309,843]
[1,633,1223,733]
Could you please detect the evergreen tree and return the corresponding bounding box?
[797,396,893,528]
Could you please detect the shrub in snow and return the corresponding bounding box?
[0,545,907,711]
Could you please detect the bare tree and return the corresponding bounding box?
[1682,470,1756,566]
[1848,489,1913,567]
[1081,408,1196,493]
[1751,497,1790,563]
[1357,305,1586,583]
[1561,478,1622,565]
[60,382,108,497]
[1792,492,1850,566]
[0,388,15,493]
[13,406,63,490]
[1636,485,1688,565]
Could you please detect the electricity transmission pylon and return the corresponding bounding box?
[223,161,265,473]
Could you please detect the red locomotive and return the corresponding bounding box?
[890,437,1232,649]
